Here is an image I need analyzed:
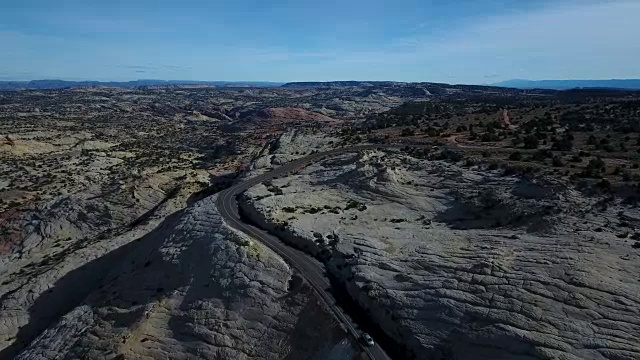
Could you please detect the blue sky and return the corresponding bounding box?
[1,0,638,83]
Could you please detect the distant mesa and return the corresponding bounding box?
[281,81,402,88]
[493,79,640,90]
[0,79,284,91]
[4,78,640,92]
[283,79,640,91]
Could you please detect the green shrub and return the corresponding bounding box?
[551,137,573,151]
[552,156,564,167]
[508,152,522,161]
[531,149,552,161]
[596,179,611,190]
[464,158,476,167]
[581,157,606,178]
[345,200,367,211]
[523,135,539,149]
[267,186,284,195]
[438,149,464,162]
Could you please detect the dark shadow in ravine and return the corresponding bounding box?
[325,274,410,360]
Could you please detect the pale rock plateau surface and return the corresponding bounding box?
[241,136,640,360]
[1,195,355,359]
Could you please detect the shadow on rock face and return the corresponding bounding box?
[0,210,185,360]
[511,180,558,200]
[431,326,542,360]
[434,188,558,232]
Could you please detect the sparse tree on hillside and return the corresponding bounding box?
[552,156,564,167]
[400,128,415,137]
[511,137,523,147]
[509,152,523,161]
[523,135,539,149]
[551,135,573,151]
[581,157,606,178]
[620,142,628,152]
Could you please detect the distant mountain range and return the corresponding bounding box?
[3,78,640,91]
[0,80,284,91]
[281,81,401,88]
[492,79,640,90]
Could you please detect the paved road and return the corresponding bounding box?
[215,145,405,360]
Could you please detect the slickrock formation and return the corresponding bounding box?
[241,137,640,360]
[1,195,355,360]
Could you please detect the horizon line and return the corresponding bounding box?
[2,77,640,83]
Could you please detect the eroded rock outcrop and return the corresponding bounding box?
[1,195,356,360]
[257,108,341,124]
[241,148,640,360]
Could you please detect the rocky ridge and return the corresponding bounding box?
[240,133,640,360]
[1,195,356,359]
[257,107,341,124]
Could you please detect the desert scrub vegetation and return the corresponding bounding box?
[344,199,367,211]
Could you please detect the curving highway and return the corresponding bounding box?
[215,145,405,360]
